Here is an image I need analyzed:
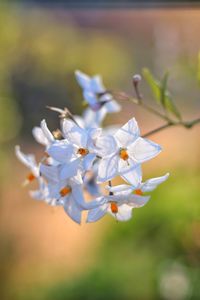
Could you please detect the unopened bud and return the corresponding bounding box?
[132,74,142,84]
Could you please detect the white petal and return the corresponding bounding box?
[60,159,80,180]
[90,75,105,93]
[72,185,102,210]
[127,194,150,208]
[83,153,96,171]
[40,164,60,183]
[32,127,49,146]
[62,119,88,148]
[47,182,61,199]
[75,70,90,90]
[97,154,119,183]
[102,125,119,137]
[15,145,36,167]
[73,115,85,129]
[29,177,48,200]
[87,202,108,223]
[83,91,99,108]
[40,119,55,143]
[93,107,107,125]
[15,146,39,176]
[87,127,102,140]
[121,164,142,188]
[114,118,140,147]
[104,99,121,113]
[83,107,106,128]
[118,157,137,176]
[95,135,118,157]
[128,137,161,163]
[64,196,82,224]
[47,142,74,163]
[141,173,169,192]
[109,204,133,222]
[106,184,133,194]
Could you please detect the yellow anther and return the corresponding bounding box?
[52,129,63,140]
[26,172,36,182]
[119,148,129,161]
[77,148,89,156]
[110,202,118,214]
[135,189,143,196]
[59,186,72,197]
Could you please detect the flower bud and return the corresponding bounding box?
[132,74,142,84]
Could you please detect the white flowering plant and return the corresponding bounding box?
[15,69,200,224]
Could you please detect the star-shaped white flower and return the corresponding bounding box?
[75,70,121,113]
[106,169,170,197]
[96,118,162,183]
[32,119,65,166]
[48,118,102,179]
[40,163,103,224]
[87,189,150,222]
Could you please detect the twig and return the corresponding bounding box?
[142,118,200,138]
[113,88,200,137]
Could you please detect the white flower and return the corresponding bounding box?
[49,118,102,179]
[32,119,63,166]
[119,167,170,193]
[40,163,103,223]
[96,118,162,182]
[87,189,150,223]
[106,169,169,196]
[75,70,121,113]
[15,145,39,185]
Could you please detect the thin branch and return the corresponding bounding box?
[113,91,172,122]
[113,89,200,137]
[142,123,173,138]
[142,118,200,138]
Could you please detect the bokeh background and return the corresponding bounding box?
[0,3,200,300]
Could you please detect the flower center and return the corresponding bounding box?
[59,186,72,197]
[110,201,118,214]
[119,148,129,161]
[134,189,143,195]
[26,172,36,182]
[77,148,89,156]
[52,129,63,140]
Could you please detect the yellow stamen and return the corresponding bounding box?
[59,186,72,197]
[77,148,89,156]
[110,202,118,214]
[52,129,63,140]
[135,189,143,196]
[119,148,129,161]
[26,172,36,182]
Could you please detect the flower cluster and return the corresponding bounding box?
[15,71,169,224]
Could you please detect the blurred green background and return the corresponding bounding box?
[0,4,200,300]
